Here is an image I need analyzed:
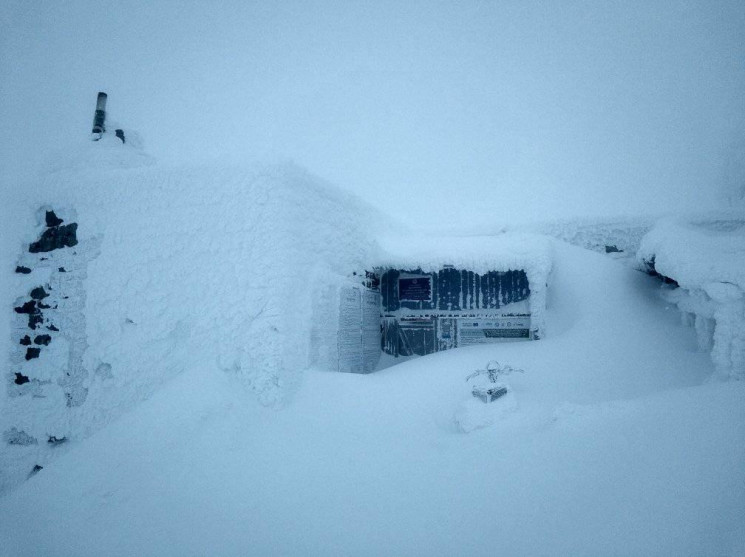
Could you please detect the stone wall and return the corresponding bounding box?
[2,209,99,491]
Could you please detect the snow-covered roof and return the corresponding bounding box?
[373,233,553,279]
[637,216,745,297]
[373,233,553,334]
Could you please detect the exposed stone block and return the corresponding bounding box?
[29,223,78,253]
[30,286,49,300]
[45,210,64,227]
[29,313,44,330]
[14,301,37,314]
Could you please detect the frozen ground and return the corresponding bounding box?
[1,240,743,557]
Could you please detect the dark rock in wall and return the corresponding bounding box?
[58,267,66,272]
[29,464,43,477]
[29,223,78,253]
[47,324,59,332]
[19,335,31,346]
[25,347,41,360]
[14,373,30,385]
[47,436,67,446]
[15,266,32,274]
[14,301,44,330]
[30,286,49,300]
[14,300,37,314]
[29,313,44,330]
[33,334,52,346]
[45,210,64,227]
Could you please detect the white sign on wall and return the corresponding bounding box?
[457,316,531,345]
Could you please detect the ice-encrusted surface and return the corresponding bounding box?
[637,215,745,379]
[637,216,745,289]
[1,143,388,494]
[373,233,553,335]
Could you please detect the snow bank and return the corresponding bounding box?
[637,215,745,379]
[1,140,388,494]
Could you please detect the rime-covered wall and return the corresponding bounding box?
[1,143,388,494]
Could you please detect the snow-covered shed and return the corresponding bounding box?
[637,216,745,380]
[366,234,552,359]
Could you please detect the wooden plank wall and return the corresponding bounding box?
[379,268,530,313]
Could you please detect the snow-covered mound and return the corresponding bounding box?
[41,134,157,175]
[1,240,742,556]
[637,215,745,379]
[1,143,390,494]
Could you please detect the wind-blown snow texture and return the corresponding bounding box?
[637,216,745,379]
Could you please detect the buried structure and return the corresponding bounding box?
[336,234,553,372]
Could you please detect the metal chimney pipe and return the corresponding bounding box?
[91,92,107,139]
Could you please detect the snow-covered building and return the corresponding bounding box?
[637,216,745,380]
[370,235,552,358]
[1,130,556,493]
[1,138,391,493]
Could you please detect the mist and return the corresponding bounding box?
[2,0,744,226]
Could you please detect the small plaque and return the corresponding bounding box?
[398,274,432,302]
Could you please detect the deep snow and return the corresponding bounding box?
[1,239,742,557]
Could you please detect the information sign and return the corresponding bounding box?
[398,274,432,302]
[457,316,531,345]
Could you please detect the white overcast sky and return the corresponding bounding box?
[2,1,744,225]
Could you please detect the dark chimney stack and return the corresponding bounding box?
[91,92,107,139]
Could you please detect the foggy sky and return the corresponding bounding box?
[2,1,744,225]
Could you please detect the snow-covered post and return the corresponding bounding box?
[91,92,107,139]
